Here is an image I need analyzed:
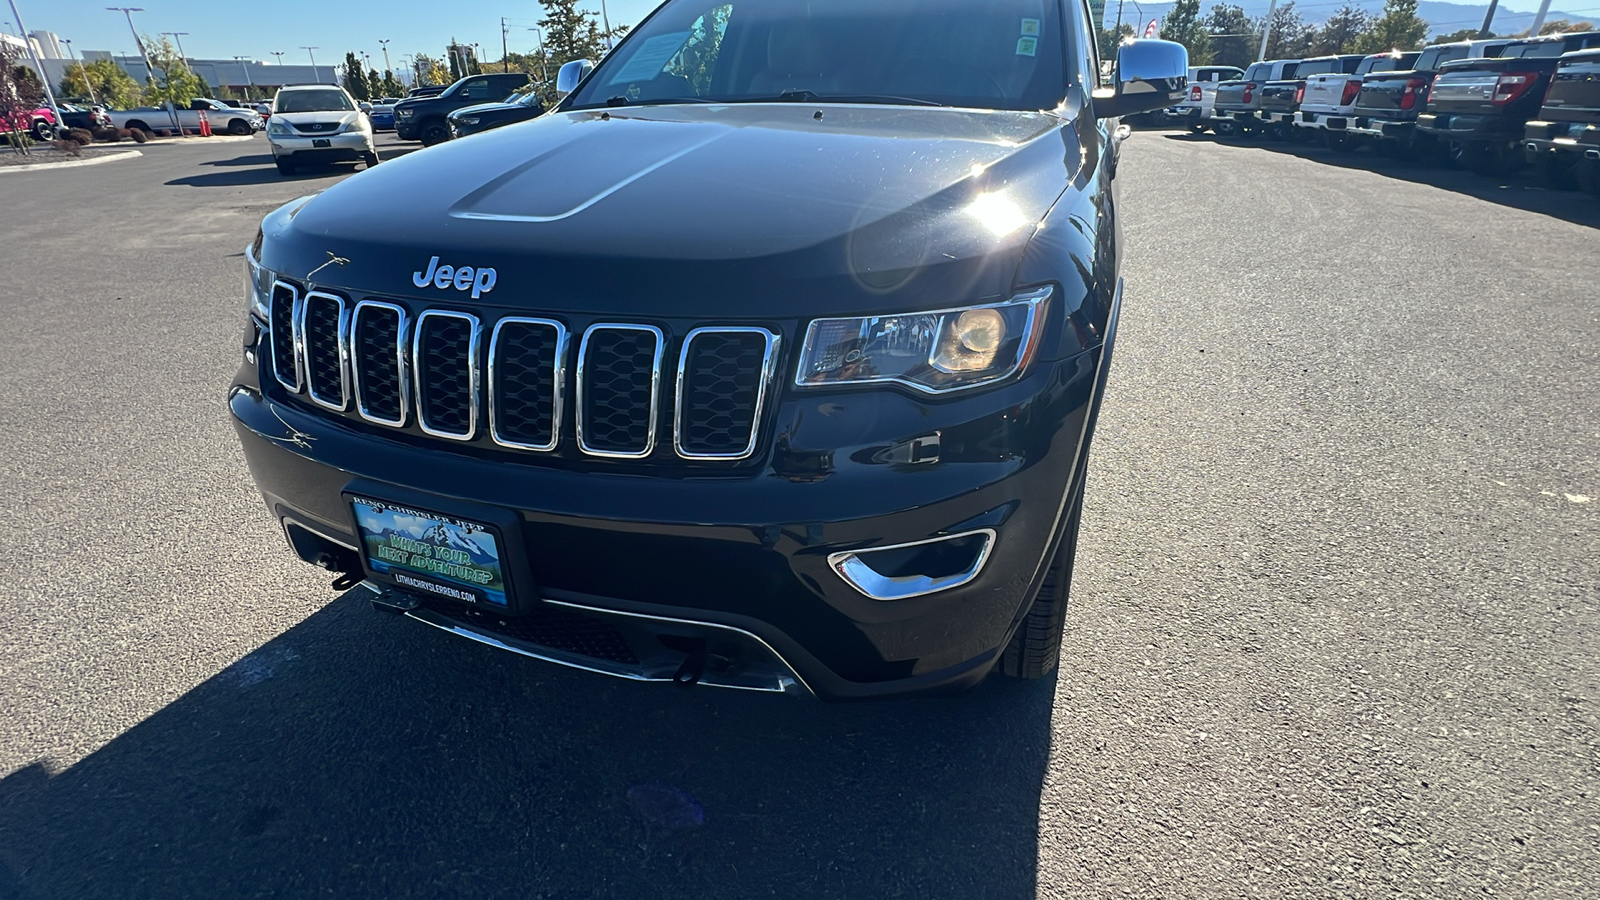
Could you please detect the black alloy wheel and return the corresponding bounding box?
[419,121,451,146]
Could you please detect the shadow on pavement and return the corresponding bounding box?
[0,591,1056,899]
[166,144,424,187]
[1162,129,1600,229]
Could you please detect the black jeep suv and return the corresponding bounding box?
[233,0,1186,699]
[394,72,531,145]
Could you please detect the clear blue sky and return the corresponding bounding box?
[5,0,666,66]
[4,0,1568,67]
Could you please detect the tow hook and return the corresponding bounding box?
[330,571,364,591]
[674,643,708,687]
[369,587,422,615]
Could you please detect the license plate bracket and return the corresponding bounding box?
[346,490,530,611]
[312,138,331,148]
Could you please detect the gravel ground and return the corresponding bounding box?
[0,128,1594,899]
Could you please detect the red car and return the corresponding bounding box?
[0,106,58,141]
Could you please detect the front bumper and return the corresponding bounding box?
[230,341,1101,699]
[270,131,374,161]
[394,118,419,140]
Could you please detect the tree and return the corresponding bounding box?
[61,59,143,108]
[1262,2,1314,59]
[0,42,45,153]
[343,52,370,100]
[1161,0,1213,65]
[1538,19,1596,34]
[1098,23,1135,63]
[1205,4,1258,69]
[540,0,610,67]
[366,68,384,99]
[1356,0,1428,53]
[413,53,451,86]
[141,35,205,109]
[1434,27,1484,43]
[1309,5,1371,55]
[381,69,404,97]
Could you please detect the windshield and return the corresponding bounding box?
[275,89,356,113]
[569,0,1070,111]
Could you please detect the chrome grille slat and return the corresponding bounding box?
[302,291,350,411]
[413,310,481,441]
[351,301,409,427]
[489,318,568,452]
[576,324,664,459]
[674,328,780,461]
[269,281,302,393]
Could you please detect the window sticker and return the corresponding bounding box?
[607,31,692,84]
[1016,36,1038,57]
[1021,18,1041,36]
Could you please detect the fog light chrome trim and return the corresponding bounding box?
[828,528,997,601]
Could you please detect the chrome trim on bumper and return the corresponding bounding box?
[828,528,998,601]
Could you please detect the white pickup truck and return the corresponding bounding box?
[107,98,264,136]
[1166,66,1246,133]
[1293,51,1418,150]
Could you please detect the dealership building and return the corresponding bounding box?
[5,28,387,102]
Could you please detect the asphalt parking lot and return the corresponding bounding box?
[0,129,1595,899]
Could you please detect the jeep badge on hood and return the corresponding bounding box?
[413,256,497,299]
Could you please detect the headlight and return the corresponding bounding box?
[795,288,1050,394]
[457,116,480,125]
[396,108,413,118]
[267,119,291,135]
[245,231,272,321]
[341,116,371,134]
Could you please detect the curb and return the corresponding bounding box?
[0,149,144,174]
[135,134,259,145]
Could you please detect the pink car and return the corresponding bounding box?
[0,106,57,141]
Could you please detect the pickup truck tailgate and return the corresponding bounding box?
[1213,82,1254,109]
[1301,74,1350,111]
[1542,54,1600,124]
[1260,82,1300,112]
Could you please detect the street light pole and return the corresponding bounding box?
[301,46,320,82]
[600,0,613,47]
[234,56,256,101]
[271,50,285,65]
[160,30,188,63]
[378,39,391,77]
[63,37,100,107]
[528,28,546,82]
[107,7,180,132]
[7,0,65,136]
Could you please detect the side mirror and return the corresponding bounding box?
[359,102,373,113]
[555,59,595,100]
[1094,39,1189,119]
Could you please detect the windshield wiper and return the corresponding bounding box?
[592,96,716,109]
[771,90,948,107]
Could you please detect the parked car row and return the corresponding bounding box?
[1180,31,1600,192]
[107,98,265,136]
[393,72,533,145]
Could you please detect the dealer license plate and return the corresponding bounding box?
[350,497,509,607]
[313,138,331,148]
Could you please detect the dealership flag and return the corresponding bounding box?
[1144,18,1159,36]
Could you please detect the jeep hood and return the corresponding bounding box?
[261,104,1083,318]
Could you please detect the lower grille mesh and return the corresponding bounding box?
[426,602,640,665]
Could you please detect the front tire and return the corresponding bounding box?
[362,150,380,168]
[32,119,54,141]
[275,157,295,175]
[227,118,253,136]
[419,121,451,146]
[996,468,1087,680]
